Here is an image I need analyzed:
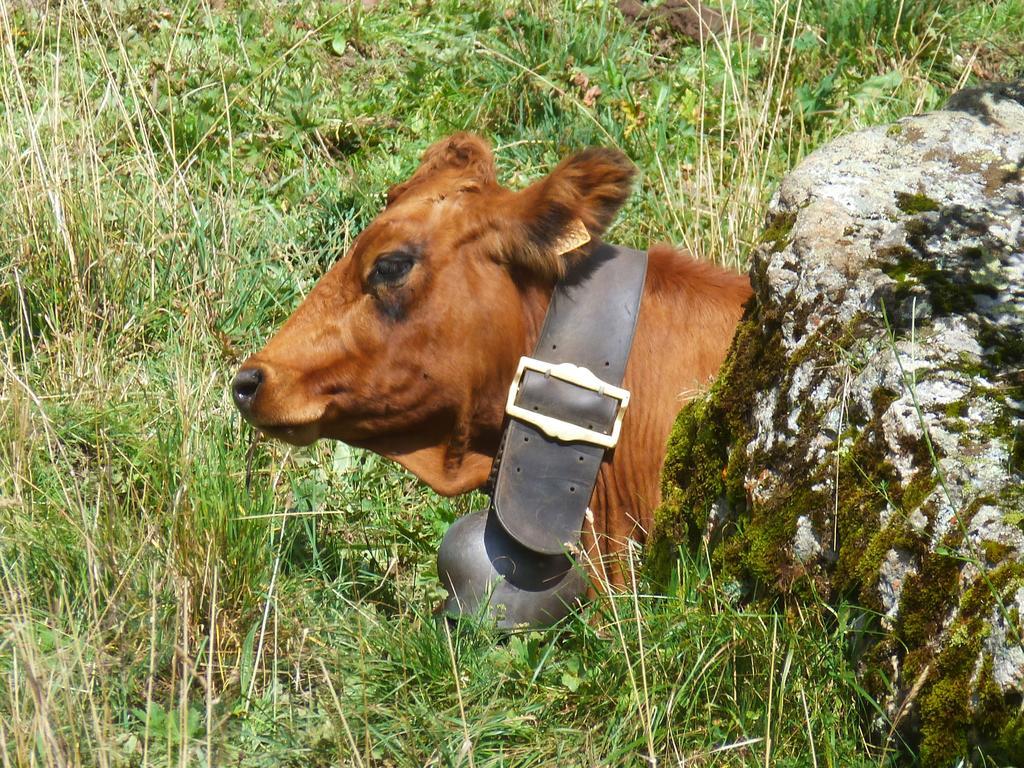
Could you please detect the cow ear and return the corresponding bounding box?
[510,148,637,278]
[387,132,497,206]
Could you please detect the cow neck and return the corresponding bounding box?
[490,242,648,555]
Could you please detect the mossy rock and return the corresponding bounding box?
[651,81,1024,764]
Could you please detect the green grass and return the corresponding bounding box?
[0,0,1021,765]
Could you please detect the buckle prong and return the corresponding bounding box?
[505,357,630,449]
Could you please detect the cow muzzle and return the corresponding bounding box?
[231,363,322,446]
[232,367,264,415]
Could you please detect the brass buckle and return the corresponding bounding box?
[505,357,630,449]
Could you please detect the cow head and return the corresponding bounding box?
[232,133,636,495]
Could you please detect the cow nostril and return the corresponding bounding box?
[232,367,264,411]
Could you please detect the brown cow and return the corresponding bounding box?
[232,133,751,584]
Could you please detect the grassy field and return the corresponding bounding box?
[1,1,1022,765]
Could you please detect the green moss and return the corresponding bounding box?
[917,626,980,764]
[982,540,1014,564]
[943,400,968,419]
[895,191,940,214]
[901,469,938,513]
[654,395,728,550]
[916,560,1024,764]
[1001,482,1024,522]
[875,245,1001,318]
[825,389,938,608]
[872,245,916,275]
[896,543,962,649]
[852,522,926,616]
[741,484,829,596]
[715,323,849,597]
[899,265,996,315]
[977,320,1024,370]
[758,210,797,254]
[959,245,987,263]
[872,211,1012,337]
[1010,427,1024,477]
[975,655,1024,764]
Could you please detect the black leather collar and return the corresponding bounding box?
[490,242,648,555]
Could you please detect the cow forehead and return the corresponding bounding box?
[353,182,505,262]
[404,162,500,197]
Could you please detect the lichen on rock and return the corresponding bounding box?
[652,81,1024,763]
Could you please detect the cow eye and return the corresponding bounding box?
[368,253,415,286]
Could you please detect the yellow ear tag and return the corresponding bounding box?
[550,218,591,256]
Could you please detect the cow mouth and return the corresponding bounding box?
[251,421,321,447]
